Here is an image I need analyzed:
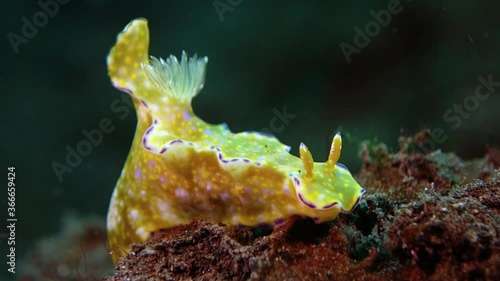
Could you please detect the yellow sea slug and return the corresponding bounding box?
[106,18,366,262]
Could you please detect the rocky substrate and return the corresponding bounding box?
[104,131,500,281]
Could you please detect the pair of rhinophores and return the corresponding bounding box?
[106,18,366,262]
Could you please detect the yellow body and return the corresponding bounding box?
[106,18,366,262]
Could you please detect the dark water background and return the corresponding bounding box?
[1,0,499,278]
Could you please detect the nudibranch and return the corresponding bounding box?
[106,18,366,262]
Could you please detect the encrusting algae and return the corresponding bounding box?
[106,18,365,262]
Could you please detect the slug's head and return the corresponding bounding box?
[293,133,366,220]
